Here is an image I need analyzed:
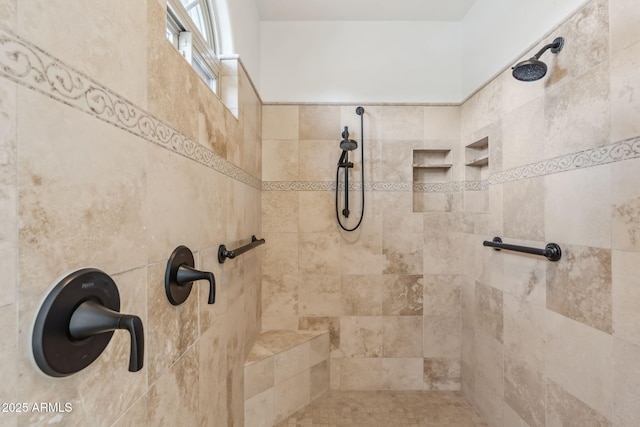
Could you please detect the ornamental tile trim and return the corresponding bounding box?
[0,28,261,190]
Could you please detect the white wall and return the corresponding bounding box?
[259,21,462,103]
[216,0,261,88]
[256,0,593,103]
[461,0,590,98]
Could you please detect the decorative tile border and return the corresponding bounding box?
[0,28,261,190]
[262,180,488,193]
[490,136,640,184]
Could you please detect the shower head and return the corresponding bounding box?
[512,37,564,82]
[340,126,358,151]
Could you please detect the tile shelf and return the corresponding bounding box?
[465,156,488,167]
[412,163,453,169]
[412,149,453,212]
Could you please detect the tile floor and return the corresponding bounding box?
[275,390,488,426]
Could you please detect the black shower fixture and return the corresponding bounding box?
[512,36,564,82]
[335,106,365,232]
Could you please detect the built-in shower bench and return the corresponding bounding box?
[244,329,330,426]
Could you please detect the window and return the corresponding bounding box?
[166,0,220,93]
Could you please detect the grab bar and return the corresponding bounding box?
[218,235,266,263]
[483,237,561,261]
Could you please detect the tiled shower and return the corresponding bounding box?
[1,0,640,426]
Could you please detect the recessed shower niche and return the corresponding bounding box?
[412,149,453,212]
[464,136,489,212]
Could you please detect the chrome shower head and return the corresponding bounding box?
[512,37,564,82]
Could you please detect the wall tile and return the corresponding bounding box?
[612,157,640,251]
[310,333,330,366]
[611,42,640,142]
[244,389,274,427]
[198,81,228,159]
[274,342,310,383]
[382,316,423,357]
[340,358,383,390]
[612,250,640,346]
[423,275,461,316]
[383,233,423,275]
[262,274,298,319]
[0,78,16,307]
[546,0,609,88]
[18,0,148,106]
[148,343,200,427]
[503,401,531,427]
[503,177,545,241]
[298,139,340,181]
[382,358,424,390]
[424,106,460,140]
[504,357,546,427]
[613,338,640,426]
[546,380,612,427]
[262,232,298,276]
[262,140,299,181]
[274,370,310,422]
[545,310,613,420]
[474,330,504,396]
[199,325,228,427]
[299,105,340,140]
[298,274,342,316]
[299,233,342,274]
[609,0,640,53]
[263,105,299,140]
[502,98,546,170]
[339,316,383,358]
[423,315,461,359]
[381,274,423,316]
[423,214,462,275]
[299,191,335,233]
[545,165,612,249]
[0,304,17,424]
[502,248,546,306]
[340,105,382,142]
[544,61,610,159]
[547,244,612,334]
[381,106,424,140]
[111,396,148,427]
[244,357,274,400]
[341,275,383,316]
[262,191,299,233]
[299,317,341,354]
[475,281,503,343]
[0,0,16,30]
[310,360,330,400]
[423,358,460,390]
[503,294,546,372]
[381,192,424,234]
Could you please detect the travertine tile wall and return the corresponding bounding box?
[0,1,261,426]
[261,105,464,390]
[460,0,640,425]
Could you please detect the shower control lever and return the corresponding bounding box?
[69,300,144,372]
[165,246,216,305]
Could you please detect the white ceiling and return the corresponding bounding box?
[256,0,478,21]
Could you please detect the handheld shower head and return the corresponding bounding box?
[340,126,358,151]
[512,37,564,82]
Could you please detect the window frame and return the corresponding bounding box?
[166,0,221,93]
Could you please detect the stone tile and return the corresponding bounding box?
[381,274,424,316]
[274,342,310,384]
[381,358,424,390]
[274,370,311,422]
[612,157,640,251]
[298,139,340,181]
[262,274,298,319]
[381,192,424,234]
[547,244,612,334]
[148,343,200,427]
[546,310,613,420]
[263,105,299,140]
[612,250,640,346]
[244,357,274,400]
[0,304,17,418]
[546,0,609,88]
[503,401,531,427]
[502,247,547,306]
[198,81,227,159]
[424,106,460,140]
[262,191,298,233]
[423,214,462,275]
[609,0,640,53]
[382,316,423,357]
[475,281,503,343]
[299,105,340,140]
[311,360,330,401]
[423,315,461,359]
[544,61,610,159]
[502,98,546,169]
[340,358,383,390]
[18,0,148,106]
[503,294,546,372]
[0,0,16,30]
[423,358,461,391]
[299,233,342,274]
[111,396,147,427]
[262,140,299,181]
[244,389,274,427]
[261,232,298,276]
[310,333,330,366]
[503,177,545,242]
[376,139,419,182]
[299,317,341,354]
[423,275,461,316]
[383,233,423,275]
[474,330,504,396]
[298,274,342,316]
[381,106,425,140]
[0,78,16,307]
[299,191,335,233]
[341,275,383,316]
[613,338,640,426]
[504,357,546,427]
[545,165,612,249]
[199,326,228,427]
[546,380,612,427]
[256,329,323,354]
[339,316,383,358]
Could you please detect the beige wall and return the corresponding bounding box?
[261,1,640,425]
[261,104,464,390]
[460,0,640,425]
[0,1,262,426]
